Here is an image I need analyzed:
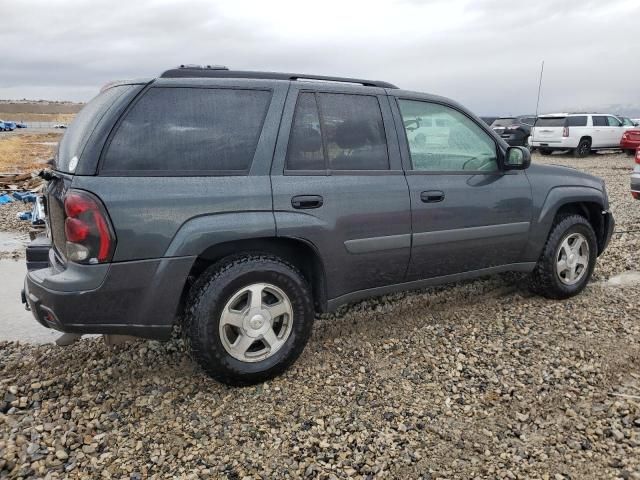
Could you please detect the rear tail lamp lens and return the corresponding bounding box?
[63,190,116,264]
[636,148,640,165]
[562,127,569,137]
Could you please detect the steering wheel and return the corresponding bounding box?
[462,155,493,171]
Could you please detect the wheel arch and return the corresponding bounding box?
[536,187,608,256]
[178,236,328,319]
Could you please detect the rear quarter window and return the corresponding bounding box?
[56,85,134,173]
[102,87,272,173]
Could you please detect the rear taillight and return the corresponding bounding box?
[562,127,569,137]
[636,148,640,165]
[63,190,115,264]
[622,132,629,140]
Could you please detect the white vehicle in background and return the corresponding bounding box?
[530,113,632,157]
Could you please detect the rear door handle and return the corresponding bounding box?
[291,195,323,209]
[420,190,445,203]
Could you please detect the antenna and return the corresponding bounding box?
[535,60,545,117]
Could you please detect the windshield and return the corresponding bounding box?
[535,117,566,127]
[56,85,133,173]
[490,118,516,128]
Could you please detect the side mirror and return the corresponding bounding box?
[504,146,531,170]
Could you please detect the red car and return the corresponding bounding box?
[621,129,640,155]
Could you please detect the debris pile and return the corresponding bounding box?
[0,172,44,192]
[0,172,46,239]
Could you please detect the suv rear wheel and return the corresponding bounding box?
[574,138,591,158]
[529,215,597,299]
[184,255,314,385]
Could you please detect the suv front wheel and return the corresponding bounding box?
[529,215,597,299]
[184,255,315,385]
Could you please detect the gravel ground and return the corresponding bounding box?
[1,152,639,479]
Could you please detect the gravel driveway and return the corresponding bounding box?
[1,152,639,479]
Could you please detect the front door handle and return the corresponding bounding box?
[420,190,445,203]
[292,195,323,209]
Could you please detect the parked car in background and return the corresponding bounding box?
[23,66,614,385]
[54,124,67,129]
[531,113,628,157]
[2,121,16,131]
[632,148,640,200]
[480,116,499,126]
[621,129,640,155]
[490,116,536,148]
[0,121,5,131]
[15,122,28,128]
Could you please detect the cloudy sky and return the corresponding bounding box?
[1,0,638,116]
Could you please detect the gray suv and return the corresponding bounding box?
[23,66,615,385]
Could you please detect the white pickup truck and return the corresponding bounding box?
[531,113,633,157]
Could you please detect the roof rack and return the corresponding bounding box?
[159,65,398,89]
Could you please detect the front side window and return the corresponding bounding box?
[398,100,498,172]
[607,116,622,127]
[103,87,271,172]
[286,92,390,171]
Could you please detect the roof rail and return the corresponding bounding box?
[159,66,398,89]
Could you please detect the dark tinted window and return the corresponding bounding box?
[566,116,587,127]
[521,117,536,126]
[535,117,566,127]
[318,93,389,170]
[490,118,516,128]
[286,93,325,170]
[57,85,133,173]
[103,87,271,172]
[592,116,607,127]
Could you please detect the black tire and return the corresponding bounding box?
[184,254,314,386]
[539,148,552,156]
[574,138,591,158]
[529,215,597,299]
[626,149,636,156]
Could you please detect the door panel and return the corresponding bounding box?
[391,95,533,281]
[271,85,411,300]
[405,172,532,279]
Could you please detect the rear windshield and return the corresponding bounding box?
[56,85,134,173]
[535,117,566,127]
[491,118,516,127]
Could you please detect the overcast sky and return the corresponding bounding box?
[1,0,638,116]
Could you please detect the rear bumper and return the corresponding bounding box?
[530,137,576,149]
[22,251,195,340]
[620,139,640,150]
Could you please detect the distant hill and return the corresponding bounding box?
[0,100,84,115]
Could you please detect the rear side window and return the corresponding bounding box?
[286,92,389,171]
[592,116,607,127]
[535,117,566,127]
[566,116,587,127]
[286,93,325,170]
[57,85,134,173]
[102,87,271,173]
